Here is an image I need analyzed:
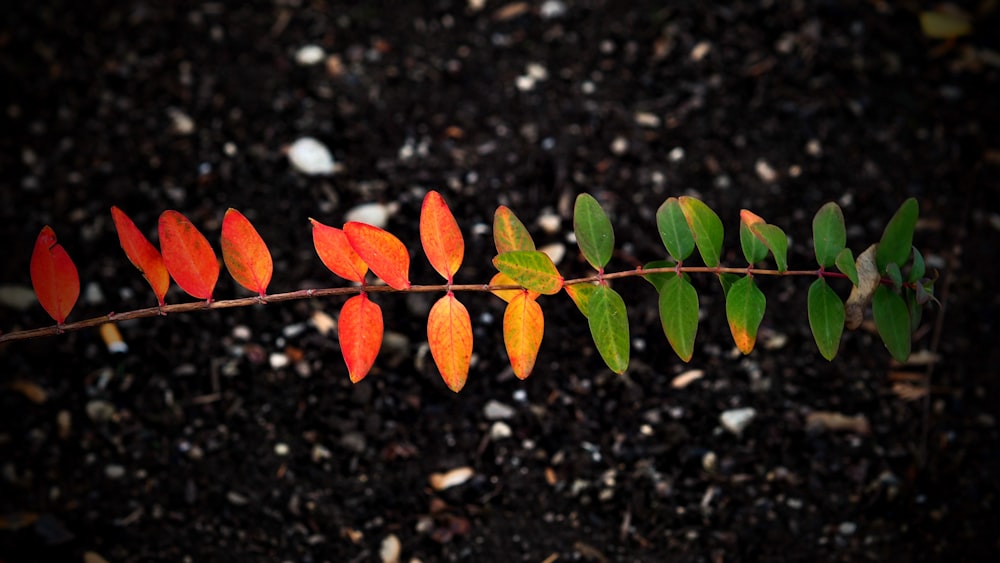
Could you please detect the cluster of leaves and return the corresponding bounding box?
[17,192,933,392]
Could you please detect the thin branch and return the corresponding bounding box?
[0,266,854,343]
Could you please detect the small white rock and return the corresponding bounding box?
[720,407,756,436]
[167,108,195,135]
[611,136,629,155]
[344,202,395,228]
[755,159,778,183]
[536,211,561,234]
[668,146,686,162]
[0,285,36,310]
[274,443,290,456]
[490,421,513,440]
[483,399,516,420]
[86,400,116,423]
[540,0,567,19]
[429,466,474,491]
[806,139,823,157]
[287,137,335,175]
[526,63,548,81]
[269,353,290,369]
[671,369,704,389]
[634,112,661,128]
[295,45,326,66]
[379,533,401,563]
[690,41,712,61]
[539,242,566,265]
[232,325,252,340]
[104,464,125,479]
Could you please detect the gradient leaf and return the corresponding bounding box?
[420,190,464,282]
[159,210,219,301]
[726,275,766,354]
[588,285,629,373]
[564,282,598,317]
[111,206,169,307]
[739,210,769,264]
[493,205,535,253]
[656,197,695,262]
[30,226,79,324]
[807,278,844,360]
[490,272,535,303]
[876,197,918,271]
[339,293,383,383]
[345,221,411,290]
[573,193,614,270]
[221,208,273,297]
[873,285,911,362]
[504,291,544,379]
[751,224,789,272]
[493,251,563,295]
[658,275,699,361]
[678,196,724,267]
[812,202,846,268]
[427,293,473,392]
[310,218,368,283]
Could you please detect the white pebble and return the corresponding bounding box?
[269,352,290,369]
[806,138,823,157]
[483,399,516,420]
[429,466,474,490]
[668,146,685,162]
[295,45,326,66]
[540,0,567,19]
[720,407,756,435]
[490,421,513,440]
[611,136,629,155]
[690,41,712,61]
[0,285,37,311]
[671,369,704,389]
[287,137,335,175]
[634,112,661,128]
[274,443,290,456]
[536,211,561,234]
[755,159,778,183]
[526,63,548,81]
[379,534,401,563]
[345,202,394,228]
[539,243,565,265]
[104,464,125,480]
[232,325,252,340]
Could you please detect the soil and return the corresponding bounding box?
[2,1,999,561]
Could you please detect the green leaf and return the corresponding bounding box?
[752,224,789,272]
[573,193,615,270]
[906,288,923,333]
[564,282,598,318]
[807,279,844,361]
[658,275,699,361]
[493,205,536,253]
[678,196,724,267]
[873,285,911,362]
[877,198,918,272]
[588,285,630,373]
[718,272,741,297]
[886,262,903,290]
[812,202,846,268]
[835,248,858,286]
[642,259,677,293]
[740,220,769,264]
[493,251,564,295]
[725,276,766,354]
[907,247,925,283]
[656,198,695,262]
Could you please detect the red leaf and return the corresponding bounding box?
[30,226,80,325]
[111,206,170,307]
[310,218,368,283]
[427,293,473,392]
[158,210,219,301]
[339,293,383,383]
[221,208,273,297]
[344,222,410,290]
[420,190,464,282]
[503,291,544,379]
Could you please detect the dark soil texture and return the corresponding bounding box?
[2,1,999,561]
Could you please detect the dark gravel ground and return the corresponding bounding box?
[2,1,999,561]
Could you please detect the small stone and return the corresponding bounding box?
[282,323,307,338]
[295,45,326,66]
[483,399,516,420]
[0,285,36,310]
[232,325,252,340]
[490,421,513,440]
[57,410,71,439]
[226,491,249,506]
[83,552,110,563]
[539,0,567,19]
[311,444,332,462]
[269,353,289,369]
[83,282,104,306]
[166,108,195,135]
[755,159,778,183]
[668,146,685,162]
[634,112,660,128]
[536,211,561,234]
[690,41,712,61]
[429,466,475,490]
[104,464,125,480]
[379,534,401,563]
[86,400,116,423]
[345,202,396,228]
[806,138,823,157]
[838,521,857,536]
[671,369,704,389]
[309,310,336,336]
[339,431,366,453]
[287,137,335,175]
[610,136,629,155]
[274,443,290,456]
[539,243,565,265]
[720,407,756,436]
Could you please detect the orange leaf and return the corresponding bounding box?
[427,292,473,392]
[221,209,273,297]
[158,210,219,301]
[30,226,79,325]
[503,291,544,379]
[739,209,765,227]
[344,222,410,290]
[339,293,383,383]
[310,218,368,283]
[111,206,170,307]
[420,190,464,282]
